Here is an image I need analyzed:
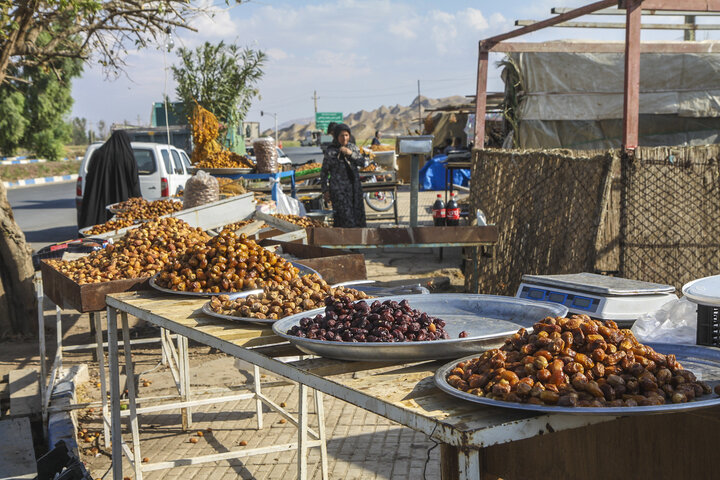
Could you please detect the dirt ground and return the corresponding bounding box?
[0,247,468,462]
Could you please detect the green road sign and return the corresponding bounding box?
[315,112,343,133]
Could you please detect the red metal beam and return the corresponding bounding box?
[619,0,720,11]
[490,41,720,53]
[474,49,489,148]
[481,0,618,47]
[622,0,642,150]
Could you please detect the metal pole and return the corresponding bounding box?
[107,307,124,480]
[410,154,419,227]
[36,276,47,426]
[274,113,278,147]
[622,0,642,151]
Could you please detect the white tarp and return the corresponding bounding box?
[508,46,720,149]
[513,51,720,121]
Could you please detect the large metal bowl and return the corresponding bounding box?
[435,343,720,415]
[271,294,568,362]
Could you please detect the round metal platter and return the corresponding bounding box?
[271,294,568,362]
[105,197,182,214]
[148,262,320,298]
[201,290,273,324]
[188,167,253,175]
[200,281,374,325]
[435,343,720,415]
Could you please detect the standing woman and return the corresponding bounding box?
[78,130,141,229]
[320,123,366,228]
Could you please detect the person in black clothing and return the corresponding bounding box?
[78,130,141,229]
[371,130,381,146]
[320,123,366,228]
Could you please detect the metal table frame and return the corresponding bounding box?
[103,302,328,480]
[104,291,620,480]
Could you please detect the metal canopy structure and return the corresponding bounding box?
[474,0,720,152]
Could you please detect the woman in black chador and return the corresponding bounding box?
[78,130,141,229]
[320,123,366,228]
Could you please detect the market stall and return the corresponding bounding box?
[103,290,720,480]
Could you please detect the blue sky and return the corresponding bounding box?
[70,0,719,132]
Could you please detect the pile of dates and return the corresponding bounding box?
[447,314,712,408]
[154,230,299,293]
[83,218,136,235]
[209,273,371,320]
[48,218,209,284]
[114,197,183,221]
[287,297,450,342]
[272,214,325,228]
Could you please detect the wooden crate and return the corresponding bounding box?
[307,225,498,247]
[40,261,151,313]
[258,240,366,284]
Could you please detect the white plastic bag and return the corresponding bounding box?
[631,297,697,344]
[271,177,306,216]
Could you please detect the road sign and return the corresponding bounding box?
[315,112,343,133]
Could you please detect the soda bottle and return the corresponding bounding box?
[432,194,446,226]
[446,192,460,226]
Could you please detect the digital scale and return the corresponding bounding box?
[516,272,677,327]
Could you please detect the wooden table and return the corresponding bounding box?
[102,291,720,479]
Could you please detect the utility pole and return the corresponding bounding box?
[417,80,422,134]
[313,90,318,115]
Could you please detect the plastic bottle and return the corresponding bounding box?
[446,192,460,226]
[432,194,446,226]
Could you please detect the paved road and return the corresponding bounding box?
[7,181,78,252]
[6,147,325,252]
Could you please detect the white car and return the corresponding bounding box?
[76,142,192,225]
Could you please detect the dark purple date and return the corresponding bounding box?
[287,296,450,343]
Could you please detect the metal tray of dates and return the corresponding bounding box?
[201,289,271,324]
[201,281,374,325]
[148,262,320,298]
[435,343,720,415]
[271,294,568,362]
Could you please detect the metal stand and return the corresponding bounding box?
[410,154,419,227]
[105,304,328,480]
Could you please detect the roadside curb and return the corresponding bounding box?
[1,156,80,164]
[48,364,89,458]
[4,174,78,189]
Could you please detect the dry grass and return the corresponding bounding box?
[0,160,81,182]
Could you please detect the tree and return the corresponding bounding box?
[172,41,265,131]
[21,33,83,160]
[0,0,200,335]
[0,89,27,155]
[97,120,107,140]
[0,32,81,160]
[69,117,89,145]
[0,0,199,87]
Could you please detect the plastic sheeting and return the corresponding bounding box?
[508,48,720,149]
[513,51,720,120]
[419,154,470,191]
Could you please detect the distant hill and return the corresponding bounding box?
[261,95,471,142]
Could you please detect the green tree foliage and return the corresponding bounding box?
[0,0,198,87]
[172,41,265,129]
[0,32,82,159]
[69,117,89,145]
[0,89,27,155]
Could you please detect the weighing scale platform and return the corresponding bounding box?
[516,272,677,325]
